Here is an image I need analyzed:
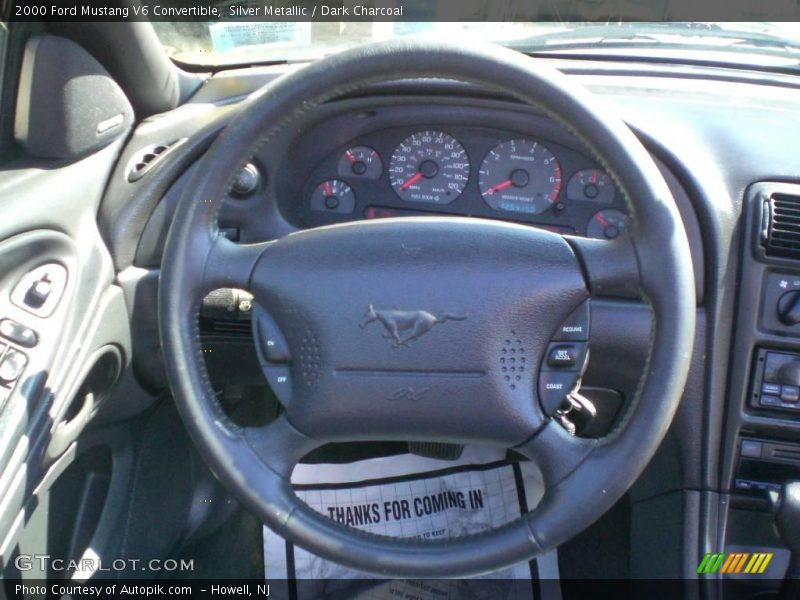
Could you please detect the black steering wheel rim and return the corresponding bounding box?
[158,40,695,577]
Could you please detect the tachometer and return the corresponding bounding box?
[389,131,469,204]
[479,139,562,215]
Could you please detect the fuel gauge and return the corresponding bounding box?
[337,145,383,179]
[587,209,629,240]
[310,179,355,214]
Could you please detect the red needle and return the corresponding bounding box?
[345,151,356,163]
[323,182,333,196]
[596,214,609,227]
[400,172,423,191]
[485,180,513,195]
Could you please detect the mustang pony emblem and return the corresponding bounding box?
[359,304,467,347]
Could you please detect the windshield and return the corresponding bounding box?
[154,21,800,67]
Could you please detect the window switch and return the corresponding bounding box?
[0,349,27,384]
[0,319,37,348]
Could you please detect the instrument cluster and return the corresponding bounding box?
[299,124,630,240]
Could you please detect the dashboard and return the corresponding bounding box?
[273,100,629,239]
[135,94,703,298]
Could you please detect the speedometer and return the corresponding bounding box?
[479,139,562,215]
[388,131,469,204]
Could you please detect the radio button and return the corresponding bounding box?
[781,385,800,403]
[741,440,763,458]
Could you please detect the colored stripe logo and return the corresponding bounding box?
[697,552,773,574]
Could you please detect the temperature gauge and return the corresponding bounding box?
[567,169,614,204]
[310,179,355,214]
[338,146,383,179]
[587,209,629,240]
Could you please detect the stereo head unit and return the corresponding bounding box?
[751,348,800,414]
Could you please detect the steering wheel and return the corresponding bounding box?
[159,40,694,577]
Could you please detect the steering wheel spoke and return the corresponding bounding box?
[203,233,272,292]
[514,421,597,488]
[244,414,321,479]
[565,235,642,298]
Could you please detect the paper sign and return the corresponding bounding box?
[263,448,556,599]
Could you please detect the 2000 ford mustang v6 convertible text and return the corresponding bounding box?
[0,7,800,599]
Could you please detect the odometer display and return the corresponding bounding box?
[389,131,469,204]
[479,139,562,214]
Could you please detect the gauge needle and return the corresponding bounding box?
[323,182,333,196]
[345,151,356,163]
[485,179,513,195]
[596,214,609,227]
[400,172,423,191]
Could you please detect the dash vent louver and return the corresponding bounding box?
[763,193,800,260]
[126,138,186,182]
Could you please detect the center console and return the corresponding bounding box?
[722,182,800,596]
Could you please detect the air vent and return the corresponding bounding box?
[126,138,186,182]
[763,193,800,260]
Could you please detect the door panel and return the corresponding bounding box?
[0,141,135,566]
[0,16,149,573]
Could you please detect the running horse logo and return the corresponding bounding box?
[359,304,467,347]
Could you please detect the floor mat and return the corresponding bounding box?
[263,447,560,599]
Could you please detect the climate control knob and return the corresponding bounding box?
[778,291,800,326]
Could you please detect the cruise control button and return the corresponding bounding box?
[254,310,290,363]
[539,371,580,415]
[552,301,590,341]
[0,349,27,383]
[781,385,800,403]
[264,365,292,405]
[0,319,38,348]
[546,343,586,369]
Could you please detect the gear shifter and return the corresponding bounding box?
[775,482,800,599]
